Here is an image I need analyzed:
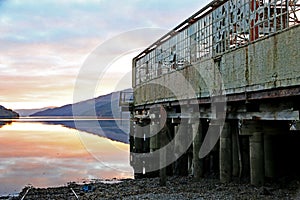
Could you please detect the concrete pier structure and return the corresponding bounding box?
[126,0,300,187]
[240,121,265,186]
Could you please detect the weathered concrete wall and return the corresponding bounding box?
[134,25,300,106]
[134,59,213,105]
[223,24,300,93]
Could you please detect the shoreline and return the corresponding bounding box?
[8,175,300,199]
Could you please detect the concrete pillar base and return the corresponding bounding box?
[220,122,232,183]
[174,122,189,176]
[159,126,168,186]
[192,121,204,180]
[250,132,264,186]
[264,134,275,179]
[231,121,240,177]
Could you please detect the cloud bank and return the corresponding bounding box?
[0,0,208,109]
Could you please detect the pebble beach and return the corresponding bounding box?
[8,175,300,200]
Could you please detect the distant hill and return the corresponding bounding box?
[0,105,19,127]
[15,107,54,117]
[0,105,19,119]
[32,89,131,117]
[31,89,132,143]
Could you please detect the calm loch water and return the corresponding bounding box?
[0,120,133,196]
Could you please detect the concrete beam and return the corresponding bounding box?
[227,110,299,121]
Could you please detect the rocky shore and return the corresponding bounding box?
[10,176,300,200]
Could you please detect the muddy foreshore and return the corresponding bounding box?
[7,175,300,200]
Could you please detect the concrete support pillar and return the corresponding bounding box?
[173,125,179,175]
[167,123,174,176]
[148,122,160,177]
[133,124,144,178]
[240,136,250,179]
[179,157,188,176]
[150,123,160,151]
[231,121,240,177]
[192,120,204,180]
[129,119,134,153]
[220,122,232,183]
[134,125,143,153]
[264,134,275,179]
[187,124,193,174]
[174,122,189,176]
[129,119,134,167]
[250,132,264,186]
[208,122,220,173]
[141,124,151,177]
[173,125,178,175]
[159,126,167,186]
[143,124,150,153]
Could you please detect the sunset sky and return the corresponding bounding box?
[0,0,209,109]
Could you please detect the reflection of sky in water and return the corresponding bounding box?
[0,122,133,196]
